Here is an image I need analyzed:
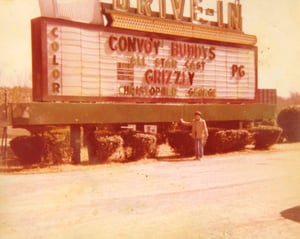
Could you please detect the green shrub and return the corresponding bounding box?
[167,128,251,156]
[205,128,222,155]
[250,126,282,149]
[121,131,157,160]
[94,134,124,163]
[166,130,194,156]
[86,125,162,162]
[9,127,72,165]
[166,129,221,156]
[214,129,251,153]
[10,135,44,165]
[132,133,157,160]
[277,106,300,142]
[42,127,72,164]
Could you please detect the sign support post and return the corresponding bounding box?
[70,125,81,164]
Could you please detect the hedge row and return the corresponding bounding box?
[167,128,251,155]
[10,126,282,165]
[167,126,282,156]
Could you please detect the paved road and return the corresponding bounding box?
[1,144,300,239]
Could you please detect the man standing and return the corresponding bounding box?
[180,111,209,160]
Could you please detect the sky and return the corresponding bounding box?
[0,0,299,97]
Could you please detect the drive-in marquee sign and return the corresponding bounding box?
[32,0,257,103]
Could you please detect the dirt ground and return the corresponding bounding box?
[0,143,300,239]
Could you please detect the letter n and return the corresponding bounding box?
[227,2,242,31]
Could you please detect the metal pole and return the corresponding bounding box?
[2,127,8,165]
[70,125,81,164]
[1,88,8,165]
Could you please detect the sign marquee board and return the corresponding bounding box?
[32,17,257,103]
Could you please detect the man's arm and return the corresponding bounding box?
[180,118,192,126]
[203,120,208,137]
[203,120,209,142]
